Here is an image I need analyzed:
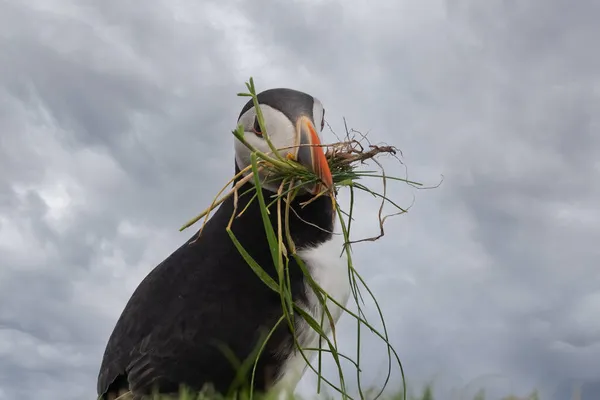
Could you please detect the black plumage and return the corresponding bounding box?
[238,88,316,122]
[97,163,335,399]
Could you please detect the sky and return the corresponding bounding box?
[1,1,599,399]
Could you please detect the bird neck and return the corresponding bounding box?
[229,163,335,249]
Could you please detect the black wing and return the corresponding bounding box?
[97,195,302,398]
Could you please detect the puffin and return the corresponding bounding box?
[97,88,351,400]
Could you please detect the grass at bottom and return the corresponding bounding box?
[114,383,542,400]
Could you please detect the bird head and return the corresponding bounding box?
[234,88,333,195]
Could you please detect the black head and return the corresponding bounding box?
[234,88,331,195]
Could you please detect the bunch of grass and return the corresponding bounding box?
[114,382,544,400]
[177,78,426,400]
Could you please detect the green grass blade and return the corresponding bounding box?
[226,228,279,293]
[250,153,281,269]
[250,315,286,400]
[352,173,423,186]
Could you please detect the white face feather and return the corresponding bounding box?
[235,104,296,173]
[235,98,326,192]
[312,98,325,134]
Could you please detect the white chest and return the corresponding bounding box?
[270,226,351,396]
[298,232,351,327]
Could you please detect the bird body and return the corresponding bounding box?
[97,88,350,399]
[271,231,349,395]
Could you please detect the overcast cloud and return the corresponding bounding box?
[1,1,599,399]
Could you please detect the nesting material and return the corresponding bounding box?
[179,78,424,400]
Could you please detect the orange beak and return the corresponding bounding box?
[295,116,333,195]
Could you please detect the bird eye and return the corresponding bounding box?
[252,116,263,136]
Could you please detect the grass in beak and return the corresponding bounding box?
[179,77,441,400]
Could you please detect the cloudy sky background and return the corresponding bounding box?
[1,0,599,399]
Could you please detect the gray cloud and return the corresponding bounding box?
[1,0,599,399]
